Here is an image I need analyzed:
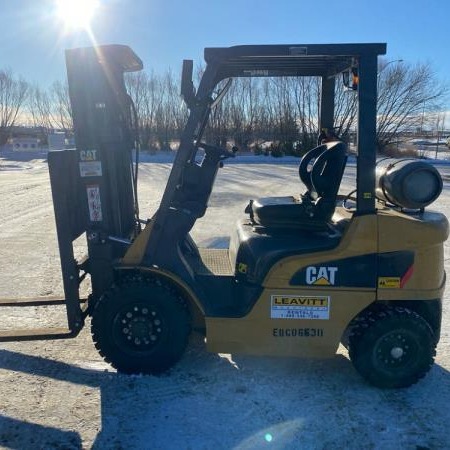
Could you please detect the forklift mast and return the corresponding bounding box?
[65,44,142,238]
[48,45,143,329]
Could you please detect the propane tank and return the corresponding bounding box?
[375,158,443,209]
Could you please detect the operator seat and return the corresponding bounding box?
[245,141,347,230]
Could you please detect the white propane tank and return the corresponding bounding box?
[375,158,443,209]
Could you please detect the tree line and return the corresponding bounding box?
[0,59,448,154]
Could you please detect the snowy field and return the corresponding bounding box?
[1,152,450,449]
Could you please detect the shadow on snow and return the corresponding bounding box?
[1,338,450,449]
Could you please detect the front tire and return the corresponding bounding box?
[348,306,436,388]
[91,277,190,375]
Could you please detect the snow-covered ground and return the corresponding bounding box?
[1,153,450,449]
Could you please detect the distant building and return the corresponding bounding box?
[1,126,45,151]
[0,127,76,152]
[48,132,66,150]
[4,136,42,151]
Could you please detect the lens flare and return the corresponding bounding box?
[55,0,99,30]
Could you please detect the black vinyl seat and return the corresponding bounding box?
[246,141,347,230]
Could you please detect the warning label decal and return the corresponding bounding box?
[378,277,401,288]
[271,295,330,320]
[87,185,103,222]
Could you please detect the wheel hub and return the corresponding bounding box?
[115,305,163,351]
[375,331,414,368]
[390,346,404,359]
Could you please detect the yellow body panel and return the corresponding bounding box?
[207,214,378,356]
[377,208,448,300]
[206,209,447,357]
[206,288,374,357]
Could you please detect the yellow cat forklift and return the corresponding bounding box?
[0,43,447,388]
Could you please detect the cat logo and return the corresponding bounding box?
[80,150,98,161]
[306,266,338,285]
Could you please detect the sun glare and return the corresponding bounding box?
[55,0,99,31]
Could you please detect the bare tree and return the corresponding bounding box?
[125,70,168,150]
[50,57,445,156]
[27,85,53,132]
[50,81,73,131]
[126,70,151,148]
[0,69,29,145]
[256,77,297,153]
[163,69,186,143]
[154,70,182,150]
[334,78,358,141]
[376,60,448,148]
[291,77,321,152]
[433,110,447,158]
[220,77,262,148]
[207,79,231,146]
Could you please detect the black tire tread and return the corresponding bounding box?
[91,274,191,375]
[348,306,436,388]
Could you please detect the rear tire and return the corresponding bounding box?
[348,306,435,388]
[91,277,190,375]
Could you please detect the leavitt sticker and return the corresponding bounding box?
[271,295,330,320]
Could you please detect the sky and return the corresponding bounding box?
[1,0,449,107]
